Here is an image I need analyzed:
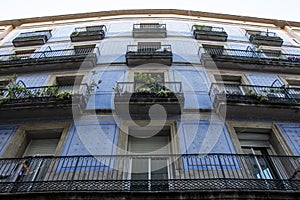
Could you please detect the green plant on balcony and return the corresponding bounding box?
[42,84,59,97]
[0,97,9,104]
[71,31,79,36]
[246,89,256,96]
[134,72,157,84]
[156,89,174,97]
[9,55,20,60]
[256,93,268,102]
[56,91,73,100]
[193,25,212,31]
[135,88,152,94]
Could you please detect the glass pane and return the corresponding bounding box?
[131,158,148,180]
[151,158,168,180]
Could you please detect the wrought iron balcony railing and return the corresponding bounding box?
[0,47,99,73]
[70,25,106,42]
[201,47,300,64]
[127,44,172,54]
[12,31,52,47]
[133,23,167,31]
[192,26,226,32]
[209,83,300,105]
[0,84,90,105]
[0,153,299,193]
[246,30,279,38]
[126,45,173,66]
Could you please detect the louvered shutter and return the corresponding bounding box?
[23,139,59,156]
[170,68,211,109]
[87,70,127,109]
[130,136,169,154]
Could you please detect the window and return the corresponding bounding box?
[128,126,171,190]
[55,75,84,94]
[23,129,62,157]
[133,72,165,92]
[11,49,36,60]
[214,74,243,94]
[235,127,282,179]
[55,75,83,86]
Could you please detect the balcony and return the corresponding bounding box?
[192,25,228,41]
[126,45,172,66]
[0,83,90,120]
[0,47,99,74]
[209,83,300,120]
[201,47,300,74]
[114,82,184,118]
[0,154,299,197]
[12,31,52,47]
[70,25,106,42]
[246,30,283,46]
[132,23,167,38]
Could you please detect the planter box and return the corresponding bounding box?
[194,30,228,41]
[70,25,106,42]
[114,93,184,119]
[12,31,52,47]
[193,25,228,41]
[249,34,283,46]
[126,45,173,66]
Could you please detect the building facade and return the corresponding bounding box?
[0,9,300,199]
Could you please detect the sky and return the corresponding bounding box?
[0,0,299,22]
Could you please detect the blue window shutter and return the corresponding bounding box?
[223,26,248,41]
[178,121,236,154]
[99,40,128,63]
[87,70,127,109]
[48,26,74,42]
[274,30,292,45]
[168,40,199,63]
[278,124,300,156]
[284,47,300,55]
[178,121,238,170]
[2,30,20,46]
[17,74,50,87]
[247,74,283,87]
[0,126,18,156]
[170,68,211,109]
[62,122,119,156]
[107,22,132,35]
[166,21,191,37]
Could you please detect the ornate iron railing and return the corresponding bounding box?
[115,82,182,95]
[0,47,100,64]
[133,23,166,31]
[200,47,300,63]
[0,153,299,193]
[127,45,172,53]
[71,25,106,36]
[246,30,278,37]
[0,84,90,105]
[209,83,300,105]
[192,25,226,33]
